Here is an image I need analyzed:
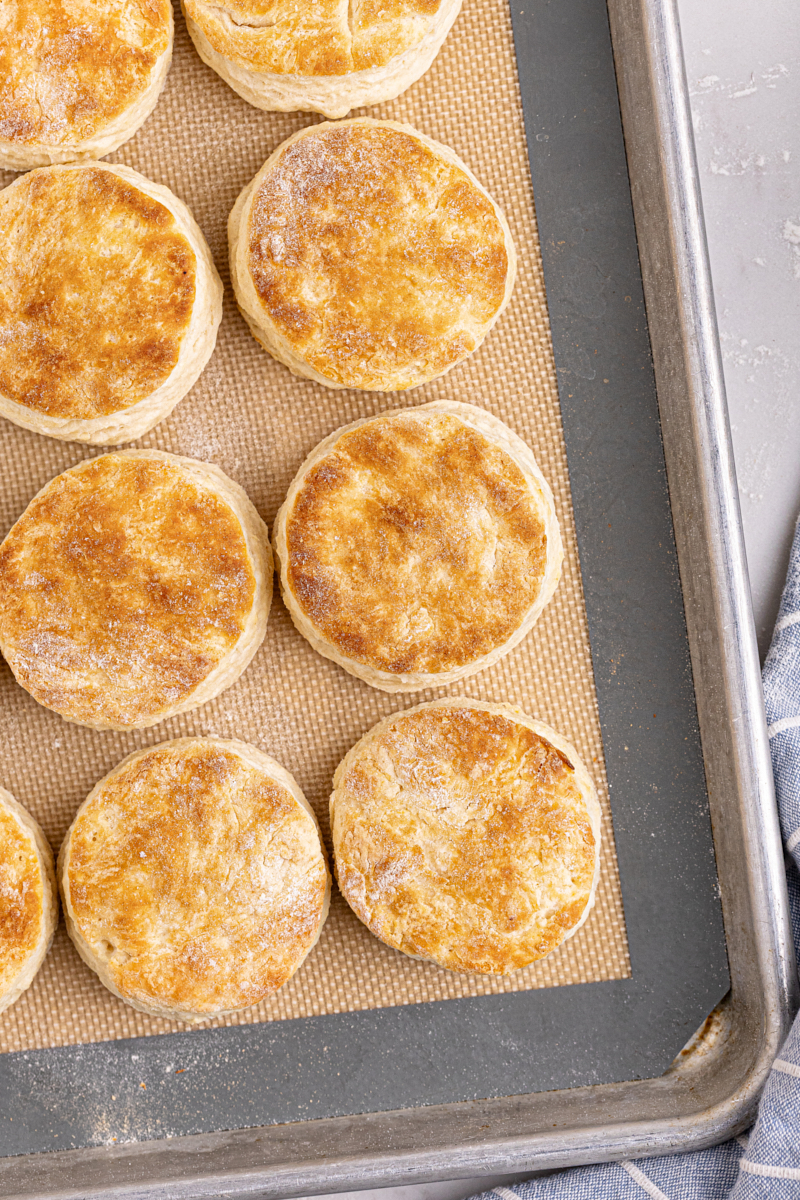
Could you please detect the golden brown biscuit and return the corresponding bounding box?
[331,699,601,974]
[59,739,330,1021]
[229,119,516,391]
[0,451,271,731]
[0,0,173,171]
[0,164,223,445]
[273,401,562,692]
[183,0,462,118]
[0,786,58,1014]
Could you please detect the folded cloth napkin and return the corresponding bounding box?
[469,518,800,1200]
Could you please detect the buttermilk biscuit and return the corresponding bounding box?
[273,401,562,692]
[331,699,601,974]
[183,0,462,118]
[229,118,516,392]
[59,739,330,1022]
[0,787,58,1014]
[0,451,271,731]
[0,164,223,446]
[0,0,173,171]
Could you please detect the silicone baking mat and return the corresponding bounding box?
[0,0,630,1055]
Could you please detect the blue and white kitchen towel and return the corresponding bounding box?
[471,516,800,1199]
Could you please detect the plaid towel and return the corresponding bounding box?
[470,518,800,1199]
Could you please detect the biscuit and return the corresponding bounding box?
[0,164,223,445]
[183,0,462,118]
[273,401,562,692]
[330,699,601,975]
[0,786,58,1014]
[0,0,173,171]
[229,118,516,391]
[59,739,330,1022]
[0,451,271,731]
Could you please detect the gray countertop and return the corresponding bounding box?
[299,3,800,1198]
[685,0,800,657]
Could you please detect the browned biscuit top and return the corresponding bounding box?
[64,742,329,1016]
[185,0,443,77]
[0,167,196,421]
[332,705,597,974]
[284,410,548,676]
[246,123,509,390]
[0,804,46,994]
[0,0,171,150]
[0,454,256,728]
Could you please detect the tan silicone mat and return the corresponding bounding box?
[0,0,630,1054]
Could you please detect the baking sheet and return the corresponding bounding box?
[0,0,631,1055]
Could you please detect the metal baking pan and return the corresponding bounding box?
[0,0,796,1193]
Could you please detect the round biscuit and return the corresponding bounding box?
[273,401,562,692]
[183,0,462,118]
[0,163,222,445]
[0,451,272,730]
[229,118,516,392]
[330,699,601,975]
[0,0,173,171]
[0,787,58,1015]
[59,739,330,1022]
